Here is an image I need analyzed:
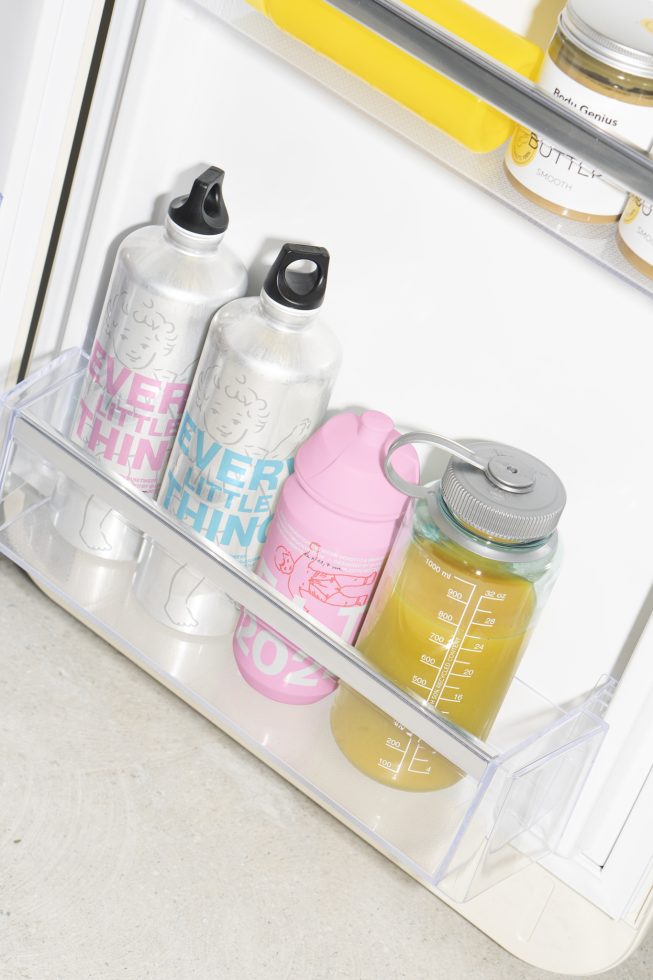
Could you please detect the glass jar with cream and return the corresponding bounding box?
[505,1,653,223]
[618,193,653,277]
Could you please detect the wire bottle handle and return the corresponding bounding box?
[385,431,537,498]
[384,431,489,499]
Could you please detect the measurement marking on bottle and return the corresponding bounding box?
[385,737,403,751]
[429,591,499,712]
[407,740,433,775]
[412,675,431,689]
[448,596,466,604]
[428,632,449,646]
[377,718,428,775]
[424,576,478,707]
[420,659,445,687]
[378,758,400,773]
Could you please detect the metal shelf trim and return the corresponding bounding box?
[327,0,653,202]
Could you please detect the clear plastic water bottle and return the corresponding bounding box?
[331,433,566,791]
[133,243,341,636]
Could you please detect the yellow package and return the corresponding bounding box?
[247,0,542,152]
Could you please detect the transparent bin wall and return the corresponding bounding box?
[0,350,610,904]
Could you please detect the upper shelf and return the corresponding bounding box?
[203,0,653,298]
[331,0,653,201]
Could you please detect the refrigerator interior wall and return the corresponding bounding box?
[0,0,105,391]
[26,0,653,924]
[0,0,43,190]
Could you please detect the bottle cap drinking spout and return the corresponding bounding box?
[263,244,330,311]
[385,432,566,544]
[295,410,419,521]
[168,166,229,235]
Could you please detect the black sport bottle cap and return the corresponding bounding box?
[168,166,229,235]
[263,243,330,311]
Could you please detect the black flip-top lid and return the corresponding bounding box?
[168,166,229,235]
[263,243,330,311]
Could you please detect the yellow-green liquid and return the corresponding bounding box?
[331,530,535,791]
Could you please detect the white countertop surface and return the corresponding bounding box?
[1,555,652,980]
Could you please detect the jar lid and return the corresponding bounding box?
[441,440,566,544]
[560,1,653,79]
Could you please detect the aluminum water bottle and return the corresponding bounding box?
[51,166,247,560]
[133,243,341,636]
[232,410,419,705]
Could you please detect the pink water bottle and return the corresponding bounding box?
[232,410,419,705]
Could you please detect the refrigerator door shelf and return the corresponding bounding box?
[0,349,609,920]
[207,0,653,298]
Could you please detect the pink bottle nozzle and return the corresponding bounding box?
[358,410,394,443]
[294,410,419,521]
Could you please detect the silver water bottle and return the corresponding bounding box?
[51,166,248,563]
[133,243,341,637]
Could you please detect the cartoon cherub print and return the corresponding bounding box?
[101,290,199,387]
[161,368,313,629]
[197,366,311,458]
[108,291,178,372]
[77,290,192,553]
[275,543,376,608]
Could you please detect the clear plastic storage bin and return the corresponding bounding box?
[0,349,611,904]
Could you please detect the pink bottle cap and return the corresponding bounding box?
[294,410,420,521]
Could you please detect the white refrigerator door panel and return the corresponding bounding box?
[36,0,653,709]
[0,0,44,189]
[0,0,104,390]
[25,0,653,927]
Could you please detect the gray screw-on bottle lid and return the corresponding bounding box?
[441,440,566,543]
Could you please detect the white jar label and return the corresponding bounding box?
[505,55,653,217]
[619,195,653,268]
